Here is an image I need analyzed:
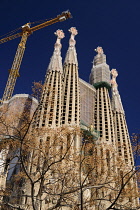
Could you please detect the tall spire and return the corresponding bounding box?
[46,29,64,74]
[62,27,80,125]
[91,48,116,143]
[111,69,133,165]
[64,27,78,65]
[111,69,124,114]
[111,69,139,206]
[35,30,64,128]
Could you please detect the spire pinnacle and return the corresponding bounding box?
[95,46,104,55]
[111,69,124,114]
[68,27,78,47]
[90,47,110,86]
[94,46,106,65]
[47,29,64,73]
[64,27,78,65]
[111,69,118,87]
[54,29,65,52]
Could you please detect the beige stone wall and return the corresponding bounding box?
[79,78,96,127]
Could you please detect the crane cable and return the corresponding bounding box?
[30,17,53,25]
[0,27,21,39]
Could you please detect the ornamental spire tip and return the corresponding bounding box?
[93,46,106,66]
[68,27,78,47]
[54,29,65,39]
[64,27,78,65]
[54,29,64,51]
[46,30,64,74]
[111,69,124,114]
[95,46,104,55]
[69,27,78,36]
[111,69,118,87]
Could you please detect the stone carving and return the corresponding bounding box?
[54,29,64,51]
[111,69,124,113]
[95,46,104,55]
[69,27,78,36]
[93,46,106,65]
[64,27,78,65]
[69,27,78,47]
[111,69,118,87]
[54,29,65,39]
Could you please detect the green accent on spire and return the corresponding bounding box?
[93,81,111,90]
[80,121,100,141]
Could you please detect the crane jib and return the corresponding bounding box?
[1,10,72,102]
[0,33,22,44]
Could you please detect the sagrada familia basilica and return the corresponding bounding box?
[0,27,139,209]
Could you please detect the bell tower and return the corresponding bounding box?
[90,47,115,144]
[34,30,64,128]
[62,27,80,126]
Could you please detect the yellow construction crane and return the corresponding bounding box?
[1,11,71,102]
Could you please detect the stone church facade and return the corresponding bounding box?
[0,27,139,209]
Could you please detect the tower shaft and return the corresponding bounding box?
[34,30,64,128]
[90,47,115,144]
[94,87,115,143]
[62,27,80,126]
[62,64,80,125]
[36,70,62,128]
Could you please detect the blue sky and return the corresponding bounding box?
[0,0,140,135]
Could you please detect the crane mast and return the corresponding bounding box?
[1,11,71,102]
[2,26,30,101]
